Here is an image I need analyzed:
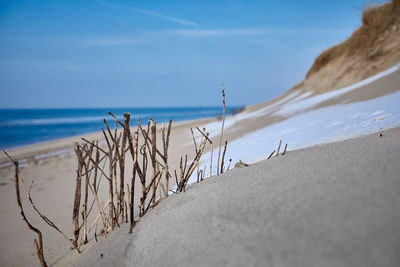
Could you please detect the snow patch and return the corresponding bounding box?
[274,64,400,116]
[200,90,400,167]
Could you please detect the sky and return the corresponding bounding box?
[0,0,383,108]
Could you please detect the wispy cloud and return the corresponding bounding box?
[78,36,146,46]
[169,27,352,37]
[42,27,353,47]
[95,0,198,27]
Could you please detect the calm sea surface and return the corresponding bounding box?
[0,107,237,149]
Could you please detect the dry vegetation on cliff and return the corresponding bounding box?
[290,0,400,95]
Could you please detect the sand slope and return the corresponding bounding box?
[290,0,400,96]
[58,128,400,267]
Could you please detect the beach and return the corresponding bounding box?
[0,61,400,266]
[1,0,400,266]
[0,117,213,266]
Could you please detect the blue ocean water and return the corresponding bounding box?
[0,107,237,149]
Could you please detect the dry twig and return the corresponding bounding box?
[282,144,288,155]
[217,84,226,175]
[267,150,275,159]
[276,139,282,157]
[3,150,48,266]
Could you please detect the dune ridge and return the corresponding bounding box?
[57,127,400,267]
[289,0,400,95]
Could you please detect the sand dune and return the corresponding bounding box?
[57,127,400,267]
[291,0,400,96]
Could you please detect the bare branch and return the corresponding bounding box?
[3,150,48,266]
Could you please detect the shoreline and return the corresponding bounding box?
[2,62,399,169]
[0,106,243,151]
[0,115,218,168]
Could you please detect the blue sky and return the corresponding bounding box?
[0,0,381,108]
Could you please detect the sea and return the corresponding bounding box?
[0,107,238,149]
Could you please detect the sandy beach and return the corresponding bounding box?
[0,117,215,266]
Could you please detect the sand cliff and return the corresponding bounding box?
[289,0,400,96]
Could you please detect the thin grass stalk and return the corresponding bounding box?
[118,114,128,224]
[282,144,288,155]
[217,84,226,175]
[226,159,232,172]
[93,141,100,194]
[220,141,228,174]
[20,180,73,246]
[126,184,131,226]
[162,119,172,197]
[195,127,213,177]
[88,183,108,236]
[268,150,275,159]
[138,134,148,217]
[276,139,282,157]
[102,128,115,229]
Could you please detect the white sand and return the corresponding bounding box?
[57,127,400,267]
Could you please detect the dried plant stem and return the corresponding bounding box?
[22,180,73,245]
[267,150,275,159]
[117,112,138,231]
[126,184,131,226]
[195,127,213,177]
[161,120,172,197]
[202,165,206,181]
[104,119,120,222]
[177,132,209,191]
[150,119,157,204]
[79,200,109,246]
[83,143,94,244]
[88,183,108,235]
[102,128,115,229]
[93,142,100,194]
[226,159,232,172]
[118,115,128,224]
[220,141,228,174]
[137,119,151,217]
[276,139,282,157]
[282,144,288,155]
[217,84,226,175]
[190,127,201,182]
[209,146,214,177]
[112,145,119,221]
[72,143,84,251]
[3,151,48,267]
[139,143,148,217]
[129,131,138,232]
[81,138,109,156]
